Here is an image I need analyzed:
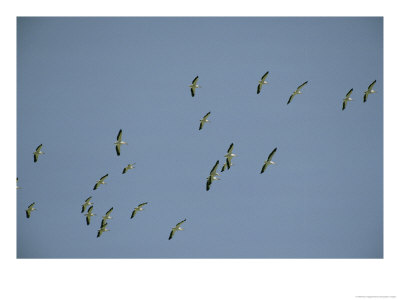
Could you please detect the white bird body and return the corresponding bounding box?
[189,76,201,97]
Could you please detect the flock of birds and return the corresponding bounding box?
[20,73,377,242]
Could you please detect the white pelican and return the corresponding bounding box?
[102,207,114,222]
[189,76,201,97]
[287,81,308,105]
[81,196,93,213]
[257,71,269,94]
[342,88,353,111]
[169,218,187,240]
[261,147,277,174]
[93,174,108,190]
[33,144,44,163]
[97,221,110,238]
[16,178,21,190]
[25,202,36,218]
[85,205,96,225]
[114,129,128,156]
[364,80,376,102]
[122,163,136,174]
[131,202,148,219]
[206,160,220,191]
[224,143,236,169]
[199,112,211,130]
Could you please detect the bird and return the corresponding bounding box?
[81,197,93,213]
[224,143,236,169]
[33,144,44,163]
[342,88,353,111]
[206,160,220,191]
[131,202,148,219]
[169,218,187,240]
[287,81,308,105]
[114,129,128,156]
[189,76,201,97]
[25,202,36,218]
[199,112,211,130]
[85,206,96,225]
[102,207,114,222]
[364,80,376,102]
[221,161,228,172]
[16,178,21,190]
[93,174,108,190]
[257,71,269,94]
[122,163,135,174]
[261,147,277,174]
[97,221,110,238]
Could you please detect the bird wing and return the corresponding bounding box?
[176,219,187,227]
[81,204,86,213]
[88,206,94,213]
[122,167,127,174]
[28,202,35,209]
[287,94,294,105]
[116,144,121,156]
[221,163,227,172]
[93,182,99,190]
[131,209,137,219]
[260,163,267,174]
[204,112,211,119]
[117,129,122,142]
[101,219,107,228]
[34,153,38,163]
[138,202,148,208]
[100,174,108,181]
[346,88,353,97]
[227,143,234,155]
[206,176,212,191]
[105,207,113,216]
[368,80,376,90]
[191,87,195,97]
[86,215,91,225]
[342,100,347,111]
[169,229,175,240]
[267,147,277,161]
[297,81,308,91]
[363,93,368,103]
[97,230,102,238]
[192,76,199,85]
[85,197,92,204]
[26,210,30,218]
[261,71,269,81]
[257,84,261,94]
[36,144,43,151]
[210,160,220,176]
[199,121,203,130]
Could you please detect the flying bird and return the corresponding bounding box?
[85,206,96,225]
[97,221,110,238]
[114,129,128,156]
[169,218,187,240]
[363,80,376,102]
[199,112,211,130]
[261,147,277,174]
[16,178,21,190]
[257,71,269,94]
[25,202,36,218]
[287,81,308,105]
[102,207,114,222]
[342,88,353,111]
[206,160,220,191]
[224,143,236,170]
[33,144,44,163]
[189,76,201,97]
[131,202,148,219]
[93,174,108,190]
[81,196,93,213]
[122,163,135,174]
[221,161,228,172]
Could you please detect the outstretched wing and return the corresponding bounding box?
[210,160,219,176]
[261,71,269,81]
[86,215,91,225]
[81,204,86,213]
[206,176,212,191]
[176,219,187,227]
[267,147,277,161]
[346,88,353,97]
[138,202,148,208]
[191,87,195,97]
[192,76,199,85]
[122,167,127,174]
[36,144,43,152]
[226,157,232,170]
[260,163,267,174]
[257,84,261,94]
[342,100,347,111]
[363,93,368,103]
[199,121,203,130]
[100,174,108,181]
[105,207,113,216]
[26,210,30,218]
[34,153,38,163]
[131,209,137,219]
[93,182,99,190]
[221,163,227,172]
[368,80,376,90]
[169,229,175,240]
[287,94,294,105]
[227,143,234,155]
[297,81,308,90]
[88,206,94,213]
[116,145,121,156]
[117,129,122,142]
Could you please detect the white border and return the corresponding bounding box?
[2,1,399,299]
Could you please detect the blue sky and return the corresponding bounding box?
[17,17,383,258]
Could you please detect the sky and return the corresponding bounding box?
[17,17,383,258]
